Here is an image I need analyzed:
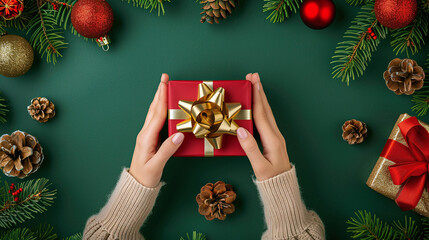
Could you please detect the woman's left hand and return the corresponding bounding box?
[129,73,185,188]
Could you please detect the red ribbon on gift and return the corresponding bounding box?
[380,117,429,211]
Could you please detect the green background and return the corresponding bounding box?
[1,0,428,238]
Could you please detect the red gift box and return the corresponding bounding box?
[168,80,253,157]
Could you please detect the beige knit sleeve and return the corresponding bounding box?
[83,169,163,240]
[255,166,325,240]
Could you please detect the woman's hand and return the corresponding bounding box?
[236,73,291,181]
[129,74,185,188]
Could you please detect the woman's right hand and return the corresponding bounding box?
[236,73,292,181]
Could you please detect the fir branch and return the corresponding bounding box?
[0,93,8,124]
[46,0,81,36]
[346,210,396,239]
[27,1,67,64]
[63,233,82,240]
[32,224,57,240]
[422,217,429,239]
[390,2,428,57]
[393,217,421,240]
[331,2,388,85]
[263,0,302,23]
[0,227,35,240]
[0,178,57,228]
[345,0,368,6]
[123,0,170,16]
[179,231,207,240]
[411,56,429,116]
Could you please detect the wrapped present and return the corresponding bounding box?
[367,114,429,217]
[168,80,253,157]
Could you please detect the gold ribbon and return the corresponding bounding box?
[169,81,252,156]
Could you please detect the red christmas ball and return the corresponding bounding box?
[300,0,335,30]
[71,0,114,38]
[374,0,417,29]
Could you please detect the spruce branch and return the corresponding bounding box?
[263,0,302,23]
[32,224,57,240]
[0,227,35,240]
[422,217,429,239]
[123,0,170,16]
[345,0,368,6]
[179,231,207,240]
[63,233,82,240]
[27,1,67,64]
[392,217,421,240]
[411,55,429,116]
[0,93,8,124]
[0,178,56,228]
[347,210,396,240]
[390,2,428,57]
[331,2,388,85]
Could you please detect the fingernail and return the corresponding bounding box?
[237,128,248,139]
[256,82,260,91]
[172,133,185,145]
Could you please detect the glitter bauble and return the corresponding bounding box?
[71,0,114,38]
[0,34,34,78]
[374,0,417,29]
[299,0,336,30]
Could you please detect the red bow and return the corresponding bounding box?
[380,117,429,211]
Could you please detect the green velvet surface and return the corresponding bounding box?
[1,0,428,238]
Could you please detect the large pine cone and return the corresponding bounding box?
[200,0,237,24]
[383,58,425,95]
[196,181,236,220]
[27,97,55,123]
[342,119,367,145]
[0,131,44,178]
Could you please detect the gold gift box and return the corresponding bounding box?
[366,113,429,217]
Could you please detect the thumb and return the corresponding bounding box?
[236,128,266,170]
[150,133,185,168]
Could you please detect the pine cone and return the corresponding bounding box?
[196,181,236,220]
[342,119,367,144]
[0,131,44,178]
[199,0,237,24]
[27,97,56,123]
[383,58,425,95]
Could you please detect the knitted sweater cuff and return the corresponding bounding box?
[255,165,309,237]
[96,168,163,235]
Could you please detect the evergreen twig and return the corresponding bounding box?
[422,217,429,239]
[179,231,207,240]
[347,210,396,239]
[390,1,428,57]
[345,0,367,6]
[331,2,388,85]
[392,217,421,240]
[262,0,302,23]
[0,93,7,124]
[411,56,429,116]
[0,225,81,240]
[0,178,57,228]
[123,0,169,16]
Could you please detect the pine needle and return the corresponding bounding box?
[411,55,429,116]
[123,0,170,16]
[179,231,207,240]
[0,93,8,124]
[390,2,428,57]
[0,178,57,228]
[331,2,388,85]
[263,0,302,23]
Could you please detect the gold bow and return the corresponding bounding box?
[176,82,242,149]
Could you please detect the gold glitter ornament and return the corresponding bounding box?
[0,34,33,77]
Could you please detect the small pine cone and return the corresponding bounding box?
[0,131,44,178]
[196,181,236,220]
[199,0,237,24]
[27,97,55,123]
[342,119,367,144]
[383,58,425,95]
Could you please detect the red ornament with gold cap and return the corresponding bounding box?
[0,0,24,20]
[71,0,113,51]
